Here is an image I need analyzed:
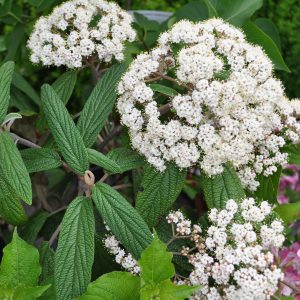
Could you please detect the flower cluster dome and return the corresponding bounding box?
[27,0,136,68]
[117,18,300,191]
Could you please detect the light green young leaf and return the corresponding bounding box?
[20,148,62,173]
[149,84,178,97]
[275,202,300,224]
[55,197,95,300]
[76,271,140,300]
[41,84,89,175]
[136,164,187,228]
[92,183,152,259]
[0,61,15,124]
[0,131,32,204]
[202,163,245,209]
[0,230,41,287]
[0,176,27,225]
[205,0,263,26]
[107,147,145,173]
[0,284,50,300]
[243,21,290,72]
[77,64,126,147]
[2,112,22,125]
[139,234,175,284]
[255,166,282,204]
[87,148,122,174]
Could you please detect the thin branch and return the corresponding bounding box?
[158,103,172,115]
[113,184,132,190]
[99,173,109,183]
[10,132,40,148]
[98,125,122,151]
[49,223,62,247]
[48,206,67,217]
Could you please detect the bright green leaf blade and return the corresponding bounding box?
[76,271,140,300]
[20,148,62,173]
[243,21,290,72]
[14,284,51,300]
[2,112,22,124]
[87,148,122,174]
[255,167,282,204]
[171,1,209,22]
[0,176,27,225]
[107,147,145,173]
[136,164,187,228]
[77,64,126,147]
[149,84,178,97]
[92,183,152,259]
[0,131,32,204]
[39,242,55,285]
[41,84,89,175]
[0,61,14,124]
[139,234,175,284]
[0,230,41,287]
[54,197,95,300]
[19,211,48,244]
[275,202,300,224]
[202,163,245,209]
[284,143,300,166]
[205,0,263,26]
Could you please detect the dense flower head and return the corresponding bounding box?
[167,198,285,300]
[27,0,136,68]
[117,18,300,191]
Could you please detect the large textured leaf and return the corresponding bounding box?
[41,84,89,175]
[88,148,122,174]
[0,131,32,204]
[76,272,140,300]
[55,197,95,300]
[243,21,290,72]
[77,64,126,147]
[255,167,282,204]
[0,61,14,124]
[0,230,41,287]
[107,147,145,173]
[205,0,263,26]
[0,177,27,225]
[275,202,300,224]
[39,242,55,284]
[139,234,174,284]
[136,164,186,228]
[21,148,62,173]
[92,183,152,259]
[202,163,245,209]
[171,1,209,22]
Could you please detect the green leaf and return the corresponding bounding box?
[275,202,300,224]
[0,61,14,124]
[243,21,290,72]
[4,23,25,62]
[19,211,48,244]
[0,131,32,204]
[171,1,209,22]
[54,197,95,300]
[107,147,145,173]
[2,112,22,124]
[149,84,178,97]
[202,163,245,209]
[92,183,152,259]
[52,71,77,105]
[41,84,89,175]
[20,148,62,173]
[39,242,55,284]
[76,272,140,300]
[205,0,263,26]
[0,230,41,287]
[284,143,300,166]
[139,234,174,284]
[77,64,126,147]
[0,284,50,300]
[0,176,27,225]
[136,164,187,228]
[87,148,122,174]
[255,166,282,204]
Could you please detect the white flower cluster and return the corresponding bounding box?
[104,234,140,275]
[117,18,300,191]
[166,198,285,300]
[27,0,136,68]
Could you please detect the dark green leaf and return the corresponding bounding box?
[55,197,95,300]
[243,21,290,72]
[136,164,186,228]
[149,84,178,97]
[77,64,126,147]
[92,183,152,259]
[275,202,300,224]
[4,23,25,62]
[202,163,245,209]
[76,272,140,300]
[0,131,32,204]
[0,61,14,124]
[171,1,209,22]
[39,242,55,284]
[284,143,300,166]
[41,84,89,175]
[21,148,62,173]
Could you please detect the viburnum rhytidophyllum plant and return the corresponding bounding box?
[117,18,300,191]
